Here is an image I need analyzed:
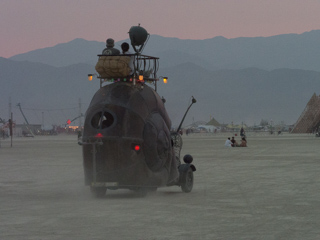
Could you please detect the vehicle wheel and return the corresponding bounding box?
[90,186,106,198]
[180,167,193,193]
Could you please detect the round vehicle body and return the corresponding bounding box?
[82,82,179,191]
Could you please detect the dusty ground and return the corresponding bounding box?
[0,132,319,240]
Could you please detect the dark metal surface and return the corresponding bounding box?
[82,82,179,189]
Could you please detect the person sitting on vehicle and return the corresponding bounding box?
[102,38,120,55]
[121,42,134,75]
[121,42,130,54]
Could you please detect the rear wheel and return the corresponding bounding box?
[90,186,107,198]
[180,168,194,193]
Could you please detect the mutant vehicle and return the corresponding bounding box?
[79,25,196,197]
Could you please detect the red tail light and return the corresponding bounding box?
[132,144,141,152]
[134,145,140,151]
[95,133,103,138]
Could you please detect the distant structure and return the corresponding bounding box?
[291,93,320,133]
[183,121,207,129]
[206,117,221,127]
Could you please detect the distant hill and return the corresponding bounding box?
[9,30,320,71]
[9,38,105,67]
[157,65,320,126]
[1,57,320,127]
[0,57,97,125]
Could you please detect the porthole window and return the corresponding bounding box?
[91,111,114,129]
[91,112,102,128]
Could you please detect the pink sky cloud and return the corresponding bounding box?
[1,0,320,58]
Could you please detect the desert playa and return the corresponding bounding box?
[0,133,319,240]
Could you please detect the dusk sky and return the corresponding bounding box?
[1,0,320,58]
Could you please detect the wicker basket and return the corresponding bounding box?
[95,56,131,78]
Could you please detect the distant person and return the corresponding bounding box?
[240,137,247,147]
[231,137,239,147]
[225,137,232,147]
[240,127,245,137]
[121,42,134,75]
[102,38,120,55]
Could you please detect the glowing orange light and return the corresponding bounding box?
[88,75,93,81]
[68,126,78,130]
[139,75,143,81]
[95,133,103,138]
[134,145,140,151]
[163,78,167,83]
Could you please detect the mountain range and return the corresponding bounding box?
[9,30,320,71]
[2,30,320,127]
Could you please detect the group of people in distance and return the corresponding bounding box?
[225,136,247,147]
[224,127,247,147]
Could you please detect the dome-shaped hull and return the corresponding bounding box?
[82,82,179,189]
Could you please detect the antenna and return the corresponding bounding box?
[176,97,197,133]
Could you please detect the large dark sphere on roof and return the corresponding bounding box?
[129,25,149,46]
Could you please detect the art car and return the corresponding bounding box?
[79,25,196,197]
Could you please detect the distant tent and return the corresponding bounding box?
[226,124,234,129]
[206,117,220,127]
[183,121,207,129]
[291,93,320,133]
